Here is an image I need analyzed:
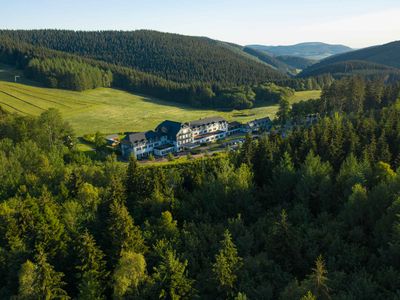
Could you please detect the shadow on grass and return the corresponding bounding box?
[133,90,279,115]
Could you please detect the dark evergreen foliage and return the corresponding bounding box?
[276,55,318,70]
[299,60,400,80]
[0,33,296,109]
[1,78,400,299]
[0,29,286,85]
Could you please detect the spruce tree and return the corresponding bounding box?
[306,255,330,300]
[107,200,147,258]
[152,250,195,300]
[212,230,243,296]
[18,250,69,299]
[75,231,108,300]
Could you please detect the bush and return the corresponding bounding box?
[167,153,174,161]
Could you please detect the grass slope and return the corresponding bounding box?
[0,66,320,135]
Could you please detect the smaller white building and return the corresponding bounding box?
[189,117,228,144]
[121,131,167,159]
[120,115,272,160]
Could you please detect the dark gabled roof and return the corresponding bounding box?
[248,117,271,125]
[189,116,226,127]
[123,131,161,144]
[155,120,183,140]
[228,121,242,128]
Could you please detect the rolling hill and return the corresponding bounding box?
[242,46,296,74]
[247,42,352,60]
[0,29,286,85]
[275,56,317,70]
[299,41,400,78]
[299,60,400,78]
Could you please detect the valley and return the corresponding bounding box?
[1,2,400,299]
[0,80,319,135]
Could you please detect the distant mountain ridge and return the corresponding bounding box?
[247,42,353,60]
[299,40,400,78]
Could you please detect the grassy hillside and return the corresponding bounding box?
[0,30,286,85]
[0,70,320,135]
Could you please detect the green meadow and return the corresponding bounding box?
[0,64,320,135]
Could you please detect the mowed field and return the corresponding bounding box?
[0,65,320,135]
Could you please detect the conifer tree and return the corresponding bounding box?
[306,255,330,300]
[107,200,147,258]
[212,230,243,296]
[271,152,297,203]
[17,260,36,300]
[18,250,69,299]
[277,98,291,124]
[153,250,195,300]
[301,291,317,300]
[240,133,255,167]
[126,155,143,202]
[75,231,108,300]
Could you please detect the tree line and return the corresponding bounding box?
[0,77,400,298]
[25,57,113,91]
[291,76,400,119]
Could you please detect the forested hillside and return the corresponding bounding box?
[300,41,400,78]
[0,36,296,109]
[242,46,295,74]
[0,30,286,85]
[1,78,400,299]
[299,60,400,80]
[276,55,317,70]
[0,30,332,110]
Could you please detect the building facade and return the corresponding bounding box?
[156,120,194,152]
[120,131,167,159]
[189,117,229,145]
[121,116,269,159]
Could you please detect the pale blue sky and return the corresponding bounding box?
[1,0,400,48]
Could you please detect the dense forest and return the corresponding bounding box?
[25,57,113,91]
[275,56,317,70]
[1,77,400,299]
[307,41,400,69]
[242,47,295,75]
[0,30,286,85]
[0,33,328,109]
[299,60,400,80]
